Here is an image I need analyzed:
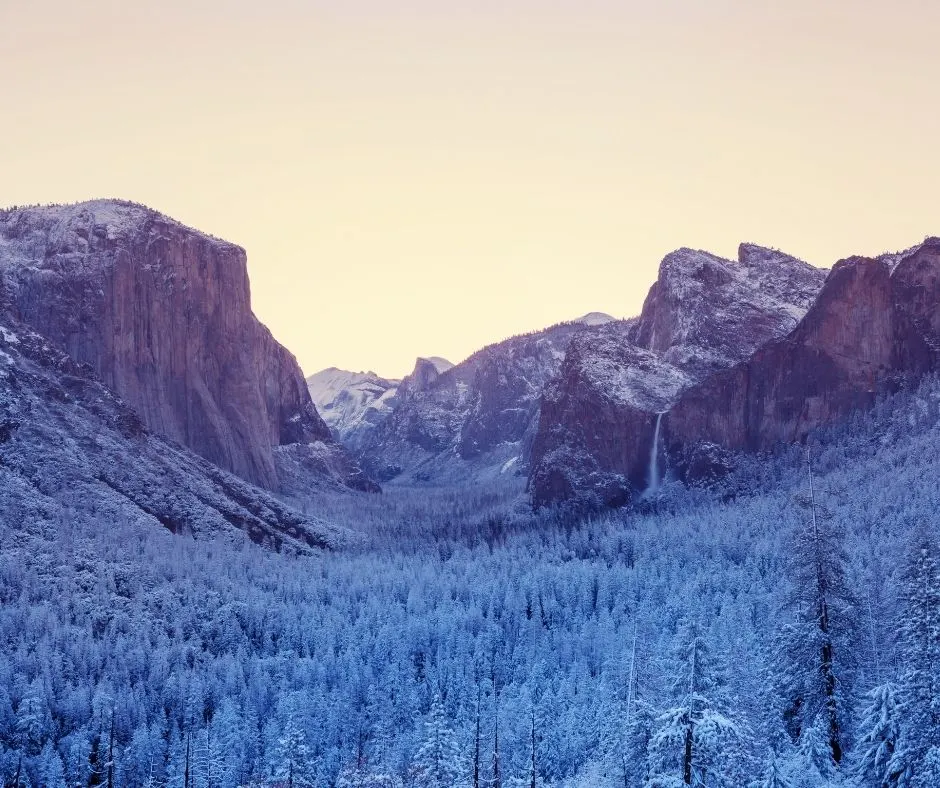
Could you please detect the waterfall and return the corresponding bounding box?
[647,412,663,495]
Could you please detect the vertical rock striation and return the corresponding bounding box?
[665,240,940,472]
[0,199,371,492]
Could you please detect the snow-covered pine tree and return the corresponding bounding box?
[796,717,835,782]
[646,622,744,787]
[36,742,67,788]
[887,529,940,787]
[13,682,49,757]
[777,453,856,769]
[749,749,791,788]
[854,682,901,787]
[615,624,654,788]
[336,764,404,788]
[210,701,249,788]
[274,709,315,788]
[411,694,463,788]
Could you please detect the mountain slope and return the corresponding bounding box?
[355,320,609,483]
[528,244,827,507]
[0,199,374,493]
[0,311,351,552]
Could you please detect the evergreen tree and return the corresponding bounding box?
[796,717,834,781]
[36,742,67,788]
[646,623,744,787]
[411,694,462,788]
[749,750,791,788]
[14,683,49,757]
[211,702,248,788]
[336,764,404,788]
[854,682,901,787]
[622,700,655,788]
[777,455,856,768]
[274,710,315,788]
[887,530,940,787]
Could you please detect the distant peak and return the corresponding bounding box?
[419,356,454,373]
[573,311,615,326]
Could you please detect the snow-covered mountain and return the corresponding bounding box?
[663,238,940,481]
[573,310,616,326]
[528,244,828,507]
[306,368,402,448]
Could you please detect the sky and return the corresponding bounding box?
[2,1,939,379]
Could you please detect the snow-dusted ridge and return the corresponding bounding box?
[0,198,234,251]
[307,368,402,447]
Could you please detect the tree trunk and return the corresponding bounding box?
[184,731,191,788]
[107,709,115,788]
[474,686,481,788]
[682,716,694,785]
[530,705,537,788]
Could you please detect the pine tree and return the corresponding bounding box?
[777,453,856,768]
[887,530,940,787]
[646,623,743,787]
[529,704,538,788]
[750,750,791,788]
[617,625,654,788]
[14,682,49,757]
[336,765,403,788]
[36,742,67,788]
[275,712,315,788]
[473,685,482,788]
[796,717,834,781]
[622,700,654,788]
[411,694,462,788]
[211,702,248,788]
[854,682,901,787]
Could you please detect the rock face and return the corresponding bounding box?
[528,245,828,507]
[664,240,940,473]
[0,311,351,552]
[355,320,609,483]
[0,200,373,493]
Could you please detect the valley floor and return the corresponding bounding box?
[3,379,940,787]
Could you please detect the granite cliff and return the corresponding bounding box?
[663,239,940,478]
[0,200,374,493]
[0,310,351,552]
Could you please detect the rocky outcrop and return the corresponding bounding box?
[663,240,940,475]
[528,245,828,507]
[398,357,453,397]
[0,200,373,493]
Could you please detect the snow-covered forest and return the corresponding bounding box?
[3,378,940,787]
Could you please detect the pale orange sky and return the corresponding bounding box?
[2,1,939,378]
